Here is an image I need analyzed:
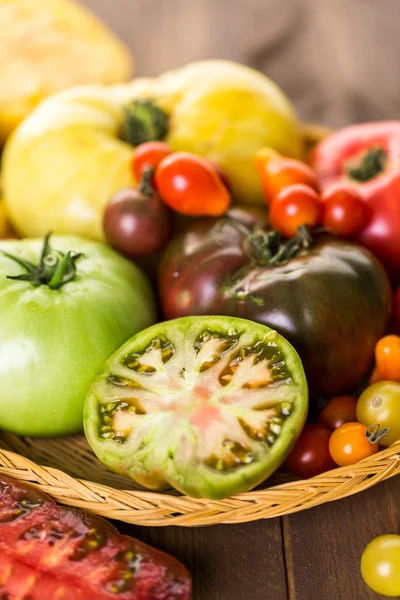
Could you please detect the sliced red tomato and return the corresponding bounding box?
[0,476,191,600]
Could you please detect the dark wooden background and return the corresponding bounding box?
[81,2,400,598]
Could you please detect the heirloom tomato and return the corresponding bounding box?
[0,475,191,599]
[313,122,400,280]
[159,211,391,396]
[0,235,155,436]
[84,316,308,499]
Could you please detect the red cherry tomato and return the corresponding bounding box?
[269,184,322,238]
[319,395,358,431]
[255,148,319,203]
[375,335,400,382]
[286,423,336,479]
[131,141,172,182]
[155,152,231,216]
[322,185,371,238]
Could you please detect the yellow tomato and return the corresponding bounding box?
[0,0,133,143]
[2,60,304,240]
[0,199,15,239]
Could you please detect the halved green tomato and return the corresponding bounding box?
[84,316,308,499]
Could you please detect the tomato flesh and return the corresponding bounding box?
[0,475,191,599]
[84,316,308,499]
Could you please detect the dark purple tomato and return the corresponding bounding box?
[103,187,171,258]
[158,210,391,396]
[286,424,336,479]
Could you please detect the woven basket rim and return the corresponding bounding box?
[0,439,399,527]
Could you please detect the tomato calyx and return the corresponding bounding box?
[122,99,169,146]
[365,423,390,445]
[2,233,83,289]
[138,166,156,197]
[245,224,313,267]
[346,147,387,182]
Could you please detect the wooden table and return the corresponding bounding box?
[117,476,400,599]
[78,2,400,597]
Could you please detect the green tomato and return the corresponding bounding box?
[361,535,400,596]
[357,381,400,447]
[0,235,155,436]
[84,316,308,499]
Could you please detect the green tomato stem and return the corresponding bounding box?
[122,99,169,146]
[346,146,387,182]
[2,234,83,289]
[139,166,156,197]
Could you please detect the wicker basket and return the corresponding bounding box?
[1,122,397,528]
[0,434,399,527]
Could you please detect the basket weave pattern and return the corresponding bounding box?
[0,433,399,527]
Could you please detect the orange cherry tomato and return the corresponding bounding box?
[322,184,371,238]
[328,422,379,467]
[269,184,322,238]
[131,141,172,182]
[255,148,319,204]
[375,335,400,382]
[319,396,358,431]
[155,152,231,216]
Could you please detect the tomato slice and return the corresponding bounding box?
[84,316,308,499]
[0,476,191,599]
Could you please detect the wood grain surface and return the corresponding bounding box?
[117,478,400,600]
[82,0,400,128]
[83,2,400,597]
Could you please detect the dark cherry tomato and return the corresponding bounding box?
[255,148,319,203]
[394,287,400,326]
[155,152,231,216]
[319,395,358,430]
[286,423,336,479]
[269,184,322,238]
[322,185,371,238]
[131,141,172,183]
[103,185,171,258]
[375,335,400,382]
